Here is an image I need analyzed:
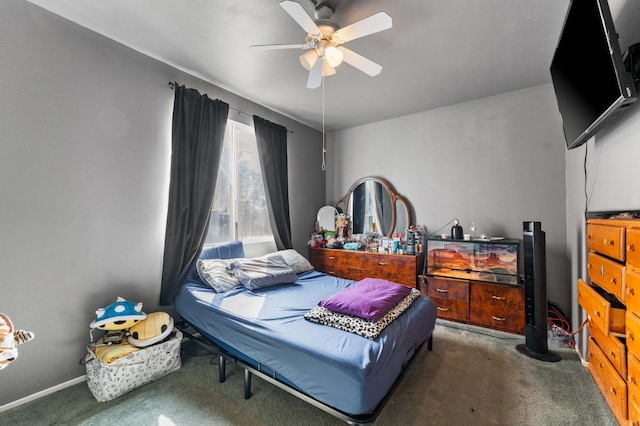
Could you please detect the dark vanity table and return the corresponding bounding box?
[309,248,424,288]
[309,177,423,288]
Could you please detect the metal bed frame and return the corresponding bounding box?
[179,320,433,425]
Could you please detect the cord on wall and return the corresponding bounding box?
[321,75,326,171]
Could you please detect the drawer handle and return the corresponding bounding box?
[378,262,388,266]
[491,295,506,301]
[630,332,635,341]
[492,316,506,322]
[600,266,605,276]
[609,351,616,359]
[595,310,601,318]
[630,288,635,296]
[328,256,336,260]
[610,278,616,284]
[436,288,449,293]
[610,387,617,395]
[630,375,637,385]
[437,307,449,312]
[630,244,636,252]
[604,238,615,246]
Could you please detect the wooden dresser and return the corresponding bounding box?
[420,276,525,334]
[419,237,524,334]
[578,218,640,425]
[308,247,424,288]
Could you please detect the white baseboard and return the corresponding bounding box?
[0,375,87,413]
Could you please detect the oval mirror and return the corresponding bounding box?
[395,199,409,236]
[317,205,338,232]
[337,177,411,238]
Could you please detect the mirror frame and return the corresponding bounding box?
[316,205,338,232]
[337,177,412,238]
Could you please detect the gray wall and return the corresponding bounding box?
[565,101,640,353]
[565,0,640,356]
[328,85,570,315]
[0,0,324,406]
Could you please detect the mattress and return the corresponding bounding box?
[174,270,437,415]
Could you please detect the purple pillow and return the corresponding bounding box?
[319,278,412,322]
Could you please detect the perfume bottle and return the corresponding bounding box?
[451,219,464,240]
[470,222,478,239]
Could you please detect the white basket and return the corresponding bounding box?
[84,330,182,402]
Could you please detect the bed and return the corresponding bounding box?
[174,241,437,424]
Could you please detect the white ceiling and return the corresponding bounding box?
[25,0,572,131]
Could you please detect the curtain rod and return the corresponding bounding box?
[168,82,293,134]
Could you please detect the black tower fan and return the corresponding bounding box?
[516,221,561,362]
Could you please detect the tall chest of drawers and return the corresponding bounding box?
[579,218,640,425]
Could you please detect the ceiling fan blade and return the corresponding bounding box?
[339,47,382,76]
[250,43,310,50]
[307,55,323,89]
[280,1,320,35]
[332,12,392,44]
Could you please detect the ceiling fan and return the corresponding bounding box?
[251,1,392,89]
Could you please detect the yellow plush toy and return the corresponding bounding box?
[0,313,35,370]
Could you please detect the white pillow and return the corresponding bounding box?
[260,249,314,275]
[196,259,241,293]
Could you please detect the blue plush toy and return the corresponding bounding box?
[89,297,146,331]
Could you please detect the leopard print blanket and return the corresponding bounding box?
[304,289,420,340]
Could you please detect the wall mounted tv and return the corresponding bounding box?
[550,0,637,150]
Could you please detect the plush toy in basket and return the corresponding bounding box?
[84,297,181,402]
[0,312,34,370]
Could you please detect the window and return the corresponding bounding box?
[204,120,272,245]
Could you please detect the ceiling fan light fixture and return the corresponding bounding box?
[322,60,336,76]
[299,49,319,71]
[324,45,343,68]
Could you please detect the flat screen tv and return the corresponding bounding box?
[550,0,637,150]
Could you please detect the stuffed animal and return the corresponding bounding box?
[308,231,325,248]
[335,213,351,241]
[128,312,175,348]
[0,312,35,370]
[325,231,340,249]
[89,297,146,344]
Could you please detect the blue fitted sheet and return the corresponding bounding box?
[174,270,437,415]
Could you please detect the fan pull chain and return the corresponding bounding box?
[322,74,326,171]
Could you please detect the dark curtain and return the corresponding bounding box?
[353,184,366,234]
[253,116,293,250]
[160,84,229,305]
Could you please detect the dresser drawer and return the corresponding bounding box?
[362,255,416,287]
[628,353,640,410]
[426,277,469,302]
[587,337,628,421]
[627,268,640,313]
[578,279,625,335]
[627,312,640,357]
[628,228,640,268]
[587,251,626,303]
[630,395,640,426]
[587,223,626,262]
[432,298,469,322]
[470,281,524,310]
[588,319,626,378]
[469,304,524,334]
